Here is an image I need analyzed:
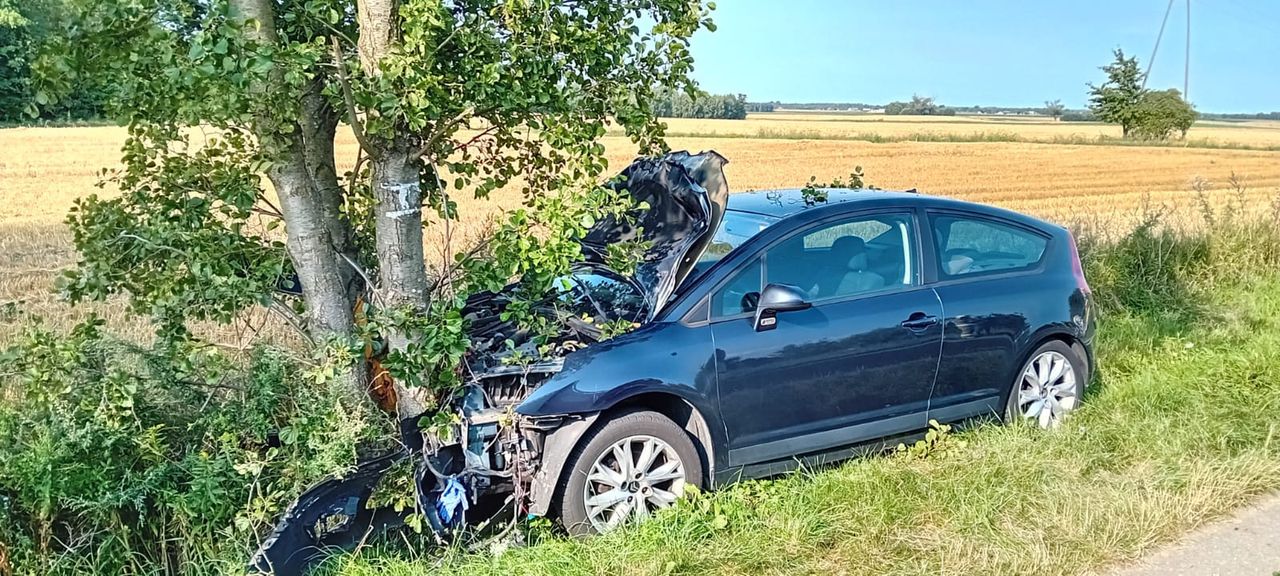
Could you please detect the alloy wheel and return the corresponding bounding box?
[1018,350,1079,428]
[582,434,686,532]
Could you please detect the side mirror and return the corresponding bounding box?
[753,283,812,331]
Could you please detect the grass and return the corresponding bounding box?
[326,257,1280,576]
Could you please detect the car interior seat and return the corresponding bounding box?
[813,236,886,297]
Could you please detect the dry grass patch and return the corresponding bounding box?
[2,125,1279,344]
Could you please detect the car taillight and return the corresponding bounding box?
[1067,231,1090,294]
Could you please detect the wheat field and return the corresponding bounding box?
[3,115,1279,344]
[657,111,1280,147]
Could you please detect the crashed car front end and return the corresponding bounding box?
[251,151,728,575]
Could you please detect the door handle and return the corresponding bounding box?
[900,313,939,330]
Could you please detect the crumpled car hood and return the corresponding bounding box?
[579,150,729,319]
[463,150,728,364]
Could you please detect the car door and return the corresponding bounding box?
[924,211,1052,422]
[708,211,943,466]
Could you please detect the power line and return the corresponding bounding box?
[1144,0,1176,88]
[1145,0,1191,100]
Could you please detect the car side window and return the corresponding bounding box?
[766,213,915,301]
[710,258,762,318]
[931,214,1048,277]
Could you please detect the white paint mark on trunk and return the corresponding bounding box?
[382,181,422,219]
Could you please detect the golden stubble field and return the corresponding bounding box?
[660,111,1280,147]
[2,114,1279,345]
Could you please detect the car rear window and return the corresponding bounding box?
[930,214,1048,277]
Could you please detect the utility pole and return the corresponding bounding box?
[1184,0,1191,99]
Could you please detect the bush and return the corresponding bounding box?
[0,321,392,575]
[1076,182,1280,319]
[1130,89,1197,140]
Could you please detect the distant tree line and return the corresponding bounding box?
[884,95,956,116]
[745,101,777,112]
[763,101,882,111]
[653,90,748,119]
[1199,111,1280,121]
[1060,110,1098,122]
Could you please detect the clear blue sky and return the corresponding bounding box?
[687,0,1279,113]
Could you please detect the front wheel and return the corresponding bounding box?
[556,410,704,536]
[1006,341,1087,428]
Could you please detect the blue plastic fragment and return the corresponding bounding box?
[436,477,469,526]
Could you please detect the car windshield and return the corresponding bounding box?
[685,210,777,284]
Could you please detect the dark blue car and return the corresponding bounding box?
[254,151,1096,572]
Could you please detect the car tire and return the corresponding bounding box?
[556,409,704,537]
[1005,340,1088,428]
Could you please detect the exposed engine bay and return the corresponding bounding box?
[250,151,728,575]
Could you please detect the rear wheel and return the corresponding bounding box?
[1005,340,1086,428]
[556,410,703,536]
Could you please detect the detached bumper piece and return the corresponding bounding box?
[248,449,410,576]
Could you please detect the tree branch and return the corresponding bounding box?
[268,297,313,345]
[346,146,367,196]
[330,36,374,155]
[337,251,380,307]
[452,125,499,153]
[251,205,283,219]
[412,108,475,159]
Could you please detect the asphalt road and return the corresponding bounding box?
[1110,493,1280,576]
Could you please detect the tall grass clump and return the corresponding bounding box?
[1077,177,1280,319]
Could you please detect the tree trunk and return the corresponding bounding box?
[369,144,428,309]
[232,0,366,400]
[369,140,432,417]
[270,146,360,339]
[356,0,433,418]
[356,0,399,77]
[298,80,362,303]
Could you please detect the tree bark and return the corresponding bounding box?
[298,81,362,303]
[368,139,431,417]
[356,0,399,76]
[271,139,359,341]
[369,143,429,309]
[232,0,366,399]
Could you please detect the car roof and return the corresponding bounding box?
[726,188,1056,231]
